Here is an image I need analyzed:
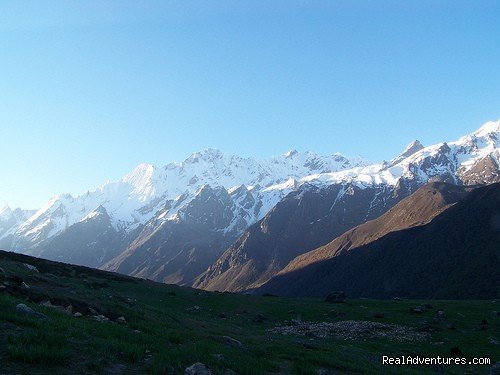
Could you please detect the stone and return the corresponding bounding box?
[218,336,248,352]
[325,291,346,303]
[23,263,39,273]
[21,282,30,289]
[410,307,424,314]
[184,362,213,375]
[116,316,127,324]
[66,305,73,315]
[73,312,83,317]
[92,314,109,323]
[16,303,48,321]
[88,307,98,315]
[0,267,4,273]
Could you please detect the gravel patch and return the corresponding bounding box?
[270,320,427,342]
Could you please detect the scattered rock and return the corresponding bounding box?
[449,346,463,356]
[491,338,499,345]
[21,281,30,289]
[0,285,6,291]
[271,320,427,342]
[132,329,141,333]
[23,263,39,273]
[218,336,248,352]
[315,369,336,375]
[88,307,98,315]
[490,362,500,375]
[40,300,53,307]
[92,314,109,323]
[16,303,49,321]
[325,291,346,303]
[436,310,445,317]
[40,300,72,315]
[73,312,83,317]
[184,362,213,375]
[0,267,4,273]
[291,315,302,326]
[116,316,127,324]
[411,305,434,314]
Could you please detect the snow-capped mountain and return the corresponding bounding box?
[299,120,499,189]
[0,206,36,241]
[1,120,498,289]
[195,120,500,291]
[0,150,365,252]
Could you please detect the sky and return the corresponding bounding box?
[0,1,499,209]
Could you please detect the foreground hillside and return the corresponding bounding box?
[0,251,498,374]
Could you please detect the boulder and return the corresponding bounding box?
[92,314,109,323]
[23,263,39,273]
[16,303,49,321]
[325,291,346,303]
[184,362,213,375]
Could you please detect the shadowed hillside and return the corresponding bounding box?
[260,182,500,299]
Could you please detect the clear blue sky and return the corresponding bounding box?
[1,1,499,209]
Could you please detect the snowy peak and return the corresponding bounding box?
[402,140,425,157]
[0,205,12,220]
[283,149,299,158]
[299,120,499,190]
[473,119,500,138]
[3,119,499,254]
[388,140,424,168]
[81,205,110,222]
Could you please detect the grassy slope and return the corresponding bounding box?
[0,250,498,375]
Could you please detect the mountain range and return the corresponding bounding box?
[1,120,499,298]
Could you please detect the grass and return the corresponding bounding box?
[0,250,498,374]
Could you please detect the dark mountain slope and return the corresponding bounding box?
[194,181,415,292]
[282,182,471,273]
[259,182,500,299]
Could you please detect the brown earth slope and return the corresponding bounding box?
[281,182,471,274]
[259,182,500,299]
